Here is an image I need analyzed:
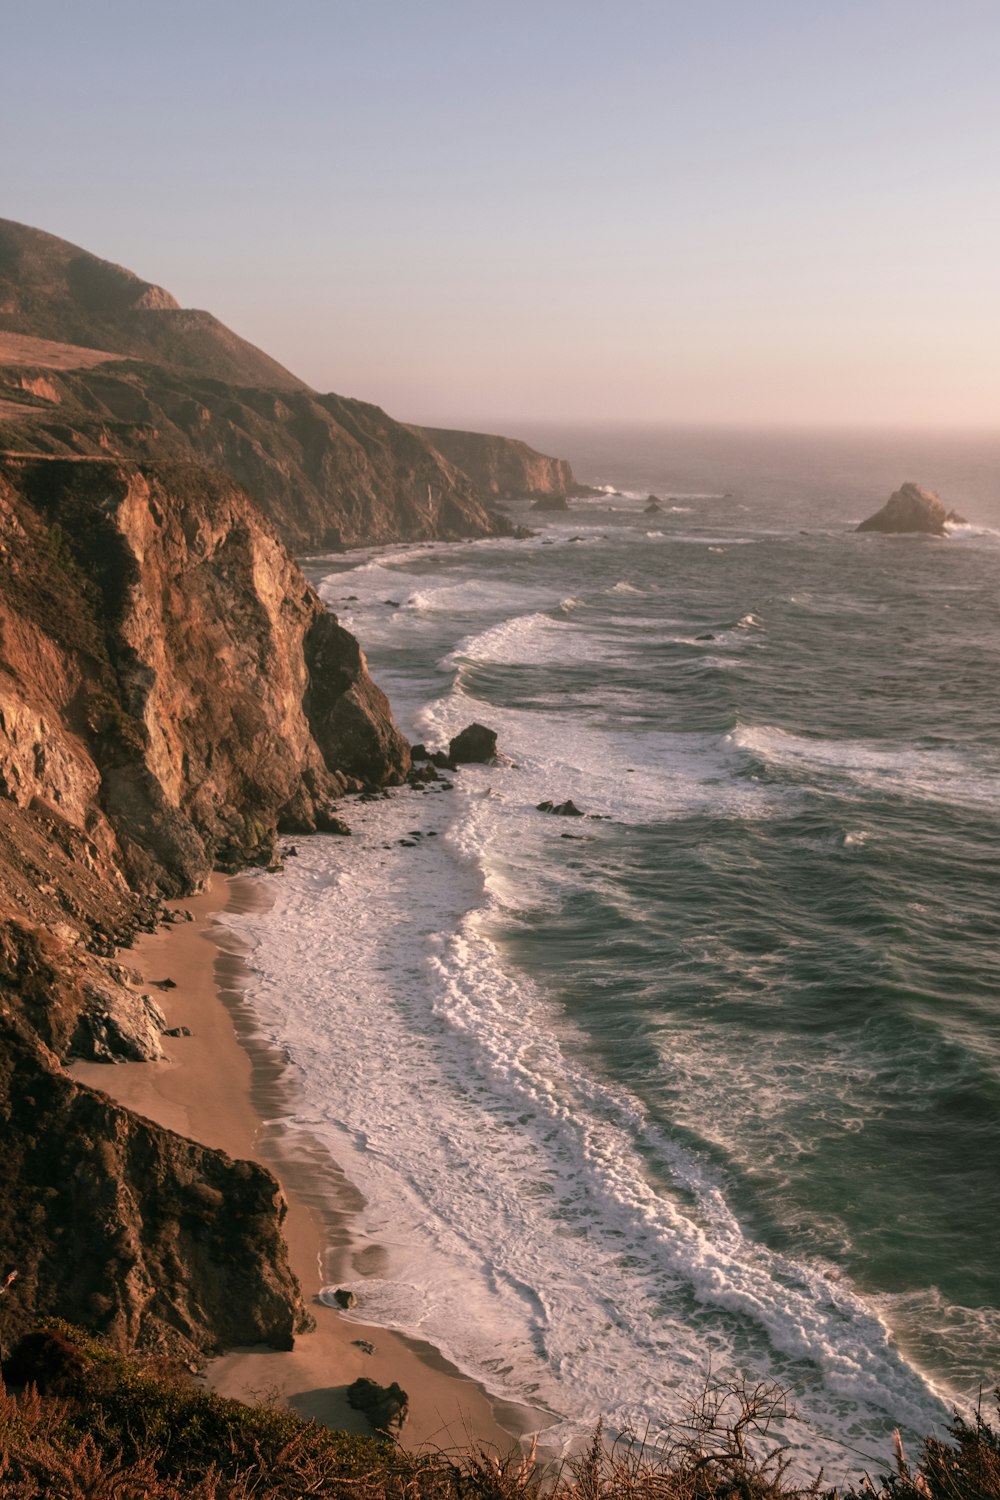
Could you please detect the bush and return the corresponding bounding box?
[0,1324,996,1500]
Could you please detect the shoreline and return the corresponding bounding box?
[72,871,546,1454]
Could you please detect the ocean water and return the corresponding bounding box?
[222,427,1000,1478]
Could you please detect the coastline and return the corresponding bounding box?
[72,871,545,1455]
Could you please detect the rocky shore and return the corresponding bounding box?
[0,215,578,1442]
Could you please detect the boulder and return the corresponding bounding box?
[856,482,967,535]
[346,1376,409,1436]
[331,1287,356,1309]
[448,723,498,764]
[530,494,570,511]
[537,799,584,817]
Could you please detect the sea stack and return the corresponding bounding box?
[856,481,967,536]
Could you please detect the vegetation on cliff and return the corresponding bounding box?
[0,1326,996,1499]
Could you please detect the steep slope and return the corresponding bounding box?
[0,453,409,1355]
[0,220,572,550]
[414,424,590,500]
[0,360,513,550]
[0,218,305,390]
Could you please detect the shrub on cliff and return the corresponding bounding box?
[0,1326,996,1499]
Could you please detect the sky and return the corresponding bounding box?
[4,0,999,429]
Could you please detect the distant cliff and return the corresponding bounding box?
[0,219,526,551]
[0,452,409,1355]
[0,350,514,552]
[414,425,590,500]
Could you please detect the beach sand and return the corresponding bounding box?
[72,872,545,1455]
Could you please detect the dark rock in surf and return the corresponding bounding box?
[856,481,967,536]
[537,799,584,817]
[644,495,663,514]
[448,723,498,764]
[530,494,570,511]
[316,810,352,836]
[332,1288,356,1309]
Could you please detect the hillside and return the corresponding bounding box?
[415,424,590,500]
[0,220,568,550]
[0,218,306,391]
[0,349,509,550]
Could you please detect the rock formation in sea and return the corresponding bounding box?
[447,723,498,764]
[856,481,968,535]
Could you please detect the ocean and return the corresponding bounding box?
[220,426,1000,1477]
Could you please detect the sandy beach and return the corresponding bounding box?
[72,872,543,1456]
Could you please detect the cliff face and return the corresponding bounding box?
[0,218,525,551]
[0,982,304,1358]
[0,218,573,1366]
[414,425,587,500]
[0,453,409,1356]
[0,454,409,893]
[0,357,514,551]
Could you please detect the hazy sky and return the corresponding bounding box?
[4,1,999,428]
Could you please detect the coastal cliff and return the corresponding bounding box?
[414,425,588,500]
[0,219,540,551]
[0,216,575,1368]
[0,452,409,1355]
[0,355,513,552]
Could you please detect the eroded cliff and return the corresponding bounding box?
[0,218,526,551]
[414,425,589,500]
[0,453,409,1356]
[0,357,514,551]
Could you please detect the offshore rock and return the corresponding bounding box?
[448,723,498,764]
[537,799,584,817]
[856,481,967,535]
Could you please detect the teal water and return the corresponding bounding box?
[274,427,1000,1466]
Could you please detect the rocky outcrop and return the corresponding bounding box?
[0,455,408,893]
[0,929,307,1359]
[414,425,591,502]
[448,723,498,764]
[346,1376,409,1436]
[0,452,410,1357]
[856,482,967,535]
